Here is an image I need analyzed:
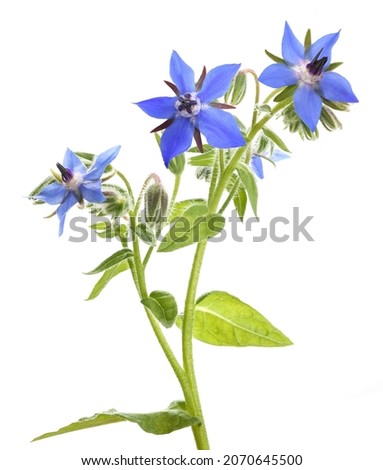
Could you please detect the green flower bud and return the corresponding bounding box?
[144,181,168,226]
[224,70,247,106]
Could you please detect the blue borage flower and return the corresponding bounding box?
[250,149,290,179]
[259,22,358,131]
[34,146,121,236]
[135,51,246,167]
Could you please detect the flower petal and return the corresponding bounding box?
[293,85,322,131]
[270,149,290,162]
[86,145,121,180]
[160,117,194,167]
[198,63,241,103]
[63,148,87,175]
[250,156,264,179]
[135,97,177,119]
[319,72,358,103]
[56,191,78,236]
[282,22,305,65]
[169,51,195,95]
[307,31,340,68]
[196,107,245,149]
[80,181,106,203]
[259,63,298,88]
[35,182,67,204]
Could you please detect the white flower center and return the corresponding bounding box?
[65,172,83,190]
[175,92,201,118]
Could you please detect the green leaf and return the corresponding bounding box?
[141,291,178,328]
[188,150,216,167]
[263,127,291,153]
[135,223,156,246]
[168,198,207,221]
[304,28,312,51]
[265,49,285,64]
[176,291,293,347]
[326,61,343,72]
[86,260,129,300]
[32,401,199,441]
[236,162,258,217]
[274,84,297,102]
[158,201,225,253]
[233,188,247,221]
[84,249,133,275]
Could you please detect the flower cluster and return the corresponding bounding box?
[31,24,358,235]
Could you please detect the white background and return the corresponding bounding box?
[1,0,382,468]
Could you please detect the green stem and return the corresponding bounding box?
[210,98,292,212]
[218,178,240,214]
[182,240,210,449]
[116,170,134,202]
[129,213,188,396]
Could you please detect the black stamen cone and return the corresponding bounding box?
[56,163,74,182]
[306,48,328,76]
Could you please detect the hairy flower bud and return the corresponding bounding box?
[224,70,247,106]
[144,181,168,226]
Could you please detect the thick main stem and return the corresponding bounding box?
[182,239,210,449]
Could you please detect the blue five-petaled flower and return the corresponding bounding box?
[35,146,121,236]
[259,22,358,131]
[135,51,246,167]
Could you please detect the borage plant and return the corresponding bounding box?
[29,22,357,450]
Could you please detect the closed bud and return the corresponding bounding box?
[230,70,247,105]
[144,181,168,226]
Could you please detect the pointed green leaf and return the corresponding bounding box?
[263,127,291,152]
[274,84,297,102]
[236,162,258,217]
[84,249,133,275]
[32,401,199,441]
[86,260,129,300]
[176,291,292,347]
[265,49,285,64]
[188,150,216,167]
[141,291,178,328]
[233,188,247,221]
[135,223,156,246]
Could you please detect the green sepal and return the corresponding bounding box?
[263,127,291,152]
[264,49,285,64]
[176,291,293,347]
[326,62,343,72]
[304,28,312,51]
[321,98,350,112]
[320,105,343,131]
[168,154,185,175]
[32,401,199,441]
[141,291,178,328]
[236,162,258,218]
[84,249,133,275]
[86,260,130,301]
[273,85,297,102]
